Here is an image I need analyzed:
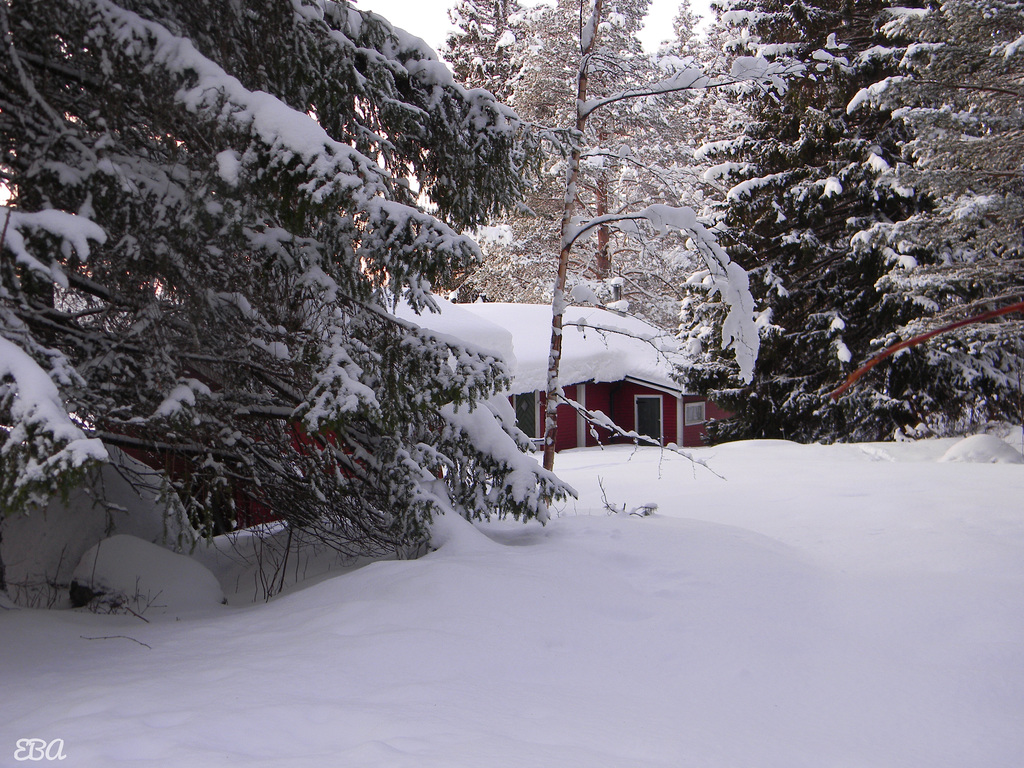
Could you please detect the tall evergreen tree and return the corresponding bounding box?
[0,0,562,555]
[846,0,1024,432]
[442,0,522,100]
[684,0,938,441]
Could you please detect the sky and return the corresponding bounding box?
[357,0,714,54]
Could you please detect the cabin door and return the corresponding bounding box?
[634,395,662,445]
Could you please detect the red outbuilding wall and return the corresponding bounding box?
[514,380,731,451]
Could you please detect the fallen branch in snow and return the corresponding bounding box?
[598,477,625,515]
[830,300,1024,399]
[80,635,152,649]
[597,476,656,517]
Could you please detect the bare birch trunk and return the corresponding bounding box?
[542,0,603,472]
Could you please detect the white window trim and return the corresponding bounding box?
[634,394,663,445]
[576,383,587,448]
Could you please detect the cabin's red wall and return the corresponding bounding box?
[556,384,578,452]
[118,444,273,530]
[706,401,733,422]
[514,380,729,451]
[680,396,733,447]
[581,382,613,447]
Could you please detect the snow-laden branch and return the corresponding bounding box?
[0,338,109,477]
[580,57,804,119]
[77,0,509,256]
[0,208,106,286]
[563,204,760,382]
[441,398,569,519]
[848,75,1023,114]
[79,0,386,201]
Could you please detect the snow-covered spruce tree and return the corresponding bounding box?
[682,0,937,442]
[845,0,1024,433]
[443,0,523,101]
[0,0,563,555]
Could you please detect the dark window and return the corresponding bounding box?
[514,393,537,438]
[635,396,662,444]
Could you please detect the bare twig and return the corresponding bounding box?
[80,635,152,649]
[597,477,624,515]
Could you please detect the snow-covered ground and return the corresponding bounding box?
[2,435,1022,767]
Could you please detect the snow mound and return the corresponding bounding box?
[72,535,225,615]
[1,447,197,608]
[938,433,1024,464]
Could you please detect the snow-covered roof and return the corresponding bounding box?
[403,300,684,395]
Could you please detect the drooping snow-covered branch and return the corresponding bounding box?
[0,337,108,515]
[564,204,760,381]
[580,56,802,117]
[1,0,563,547]
[0,208,106,285]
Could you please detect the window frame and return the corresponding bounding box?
[513,392,539,439]
[684,401,706,426]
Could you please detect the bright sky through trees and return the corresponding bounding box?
[358,0,712,53]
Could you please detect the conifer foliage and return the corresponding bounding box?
[0,0,561,551]
[443,0,522,100]
[847,0,1024,431]
[689,0,1023,441]
[685,0,938,441]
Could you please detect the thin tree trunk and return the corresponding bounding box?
[543,0,603,472]
[595,173,611,279]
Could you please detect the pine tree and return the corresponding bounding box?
[453,0,730,331]
[0,0,563,555]
[683,0,939,441]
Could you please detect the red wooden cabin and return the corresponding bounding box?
[414,301,730,450]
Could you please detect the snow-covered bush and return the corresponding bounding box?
[71,534,225,615]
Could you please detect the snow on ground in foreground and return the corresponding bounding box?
[1,438,1022,767]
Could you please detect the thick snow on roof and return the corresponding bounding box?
[423,302,684,394]
[395,298,516,364]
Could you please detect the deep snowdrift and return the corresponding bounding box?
[1,437,1022,767]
